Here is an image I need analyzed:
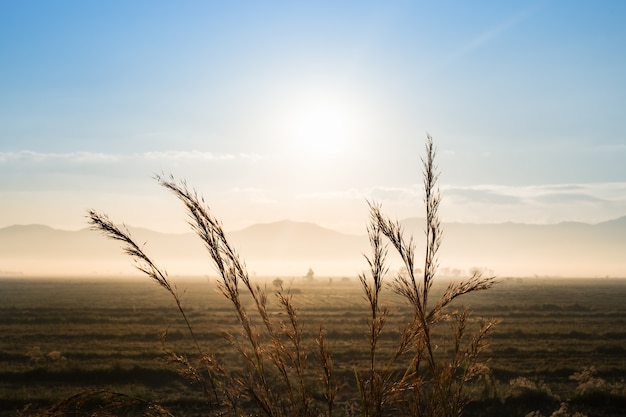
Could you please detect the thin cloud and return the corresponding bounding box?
[536,184,587,192]
[0,151,120,163]
[529,183,626,202]
[294,186,422,203]
[143,151,261,161]
[143,150,219,160]
[0,150,261,164]
[438,4,541,68]
[445,187,522,205]
[290,180,625,232]
[230,187,278,204]
[441,182,626,224]
[534,193,605,204]
[296,188,364,201]
[445,183,626,201]
[458,6,538,55]
[367,186,420,202]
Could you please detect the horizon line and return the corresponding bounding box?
[2,214,625,235]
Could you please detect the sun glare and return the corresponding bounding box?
[283,93,358,156]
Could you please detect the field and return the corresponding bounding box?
[1,276,625,416]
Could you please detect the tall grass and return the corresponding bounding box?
[84,135,497,417]
[354,135,497,417]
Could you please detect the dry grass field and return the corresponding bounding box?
[1,276,625,416]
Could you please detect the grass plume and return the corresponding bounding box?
[85,135,497,417]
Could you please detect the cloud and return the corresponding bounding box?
[536,184,587,192]
[230,187,278,204]
[367,186,420,202]
[534,193,604,204]
[445,187,522,205]
[143,151,261,161]
[440,182,626,224]
[0,150,264,193]
[0,151,121,163]
[458,7,537,54]
[296,189,364,201]
[445,183,626,203]
[279,182,626,224]
[143,150,219,160]
[531,183,626,203]
[294,186,422,203]
[439,4,541,67]
[0,150,261,164]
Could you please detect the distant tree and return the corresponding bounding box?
[398,266,422,279]
[470,266,494,277]
[304,267,314,280]
[272,277,283,290]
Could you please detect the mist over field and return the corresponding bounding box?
[2,216,625,278]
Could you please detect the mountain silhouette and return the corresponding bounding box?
[1,217,625,278]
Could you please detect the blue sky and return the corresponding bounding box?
[1,0,625,233]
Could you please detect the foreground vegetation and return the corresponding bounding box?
[1,277,625,416]
[81,136,498,416]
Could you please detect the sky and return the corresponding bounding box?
[1,0,625,235]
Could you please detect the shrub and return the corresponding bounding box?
[569,366,626,411]
[504,377,560,416]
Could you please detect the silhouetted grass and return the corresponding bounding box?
[80,135,500,416]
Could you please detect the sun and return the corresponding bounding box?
[284,93,357,156]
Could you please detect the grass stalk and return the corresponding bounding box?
[85,135,497,417]
[357,134,498,417]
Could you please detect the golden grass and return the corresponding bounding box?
[81,135,498,417]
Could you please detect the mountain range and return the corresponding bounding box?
[1,217,625,278]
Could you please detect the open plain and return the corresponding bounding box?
[1,276,625,416]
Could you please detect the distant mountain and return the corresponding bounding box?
[0,221,369,277]
[229,220,367,260]
[1,217,625,277]
[399,216,626,277]
[0,224,205,277]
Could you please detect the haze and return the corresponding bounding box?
[1,2,625,277]
[2,218,626,278]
